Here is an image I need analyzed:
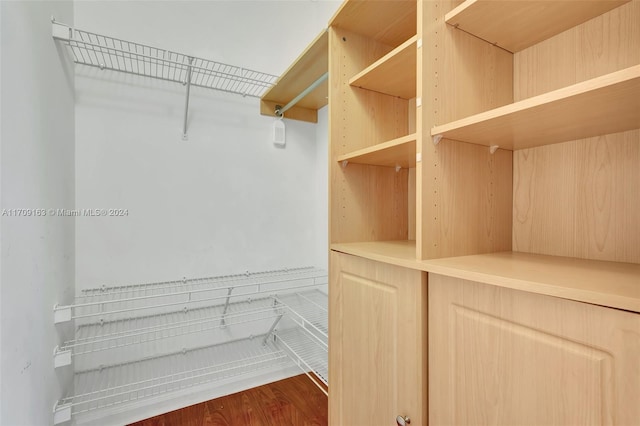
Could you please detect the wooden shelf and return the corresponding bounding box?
[331,243,640,313]
[260,31,328,123]
[423,252,640,313]
[336,134,416,168]
[349,36,416,99]
[445,0,629,53]
[431,65,640,150]
[331,241,417,266]
[329,0,416,47]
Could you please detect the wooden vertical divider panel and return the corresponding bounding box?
[418,0,514,260]
[408,97,417,242]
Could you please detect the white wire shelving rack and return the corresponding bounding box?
[53,267,328,424]
[55,336,291,423]
[274,326,328,393]
[51,20,278,139]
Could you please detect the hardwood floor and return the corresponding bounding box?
[128,375,328,426]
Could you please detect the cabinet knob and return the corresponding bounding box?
[396,415,411,425]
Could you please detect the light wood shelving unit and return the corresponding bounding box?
[445,0,630,52]
[431,65,640,150]
[331,242,640,313]
[326,0,639,422]
[349,35,417,99]
[325,0,639,284]
[259,30,328,123]
[336,134,417,168]
[329,0,416,46]
[328,0,419,250]
[263,0,640,423]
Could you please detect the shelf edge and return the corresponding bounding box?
[430,65,640,149]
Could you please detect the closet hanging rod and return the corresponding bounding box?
[275,72,328,117]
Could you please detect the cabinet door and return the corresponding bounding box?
[329,251,427,426]
[429,274,640,426]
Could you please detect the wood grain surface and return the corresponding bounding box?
[128,375,327,426]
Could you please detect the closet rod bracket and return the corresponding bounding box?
[275,72,328,117]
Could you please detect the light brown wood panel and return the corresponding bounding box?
[422,141,513,259]
[260,30,328,122]
[331,244,640,312]
[514,0,640,100]
[513,28,578,101]
[446,0,629,53]
[329,252,427,426]
[418,0,514,260]
[431,66,640,150]
[349,35,417,100]
[436,20,513,124]
[331,163,409,243]
[408,167,416,241]
[129,374,327,426]
[415,0,426,259]
[329,0,416,47]
[514,130,640,264]
[408,97,417,242]
[575,131,640,262]
[336,134,416,168]
[513,140,578,257]
[329,27,408,155]
[429,274,640,426]
[408,97,416,134]
[329,26,411,244]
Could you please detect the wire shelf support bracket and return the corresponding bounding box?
[51,19,278,139]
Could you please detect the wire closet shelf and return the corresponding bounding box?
[52,21,278,98]
[53,267,328,424]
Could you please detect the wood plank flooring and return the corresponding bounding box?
[128,375,328,426]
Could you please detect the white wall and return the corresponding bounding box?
[74,1,339,288]
[0,2,76,425]
[0,1,336,423]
